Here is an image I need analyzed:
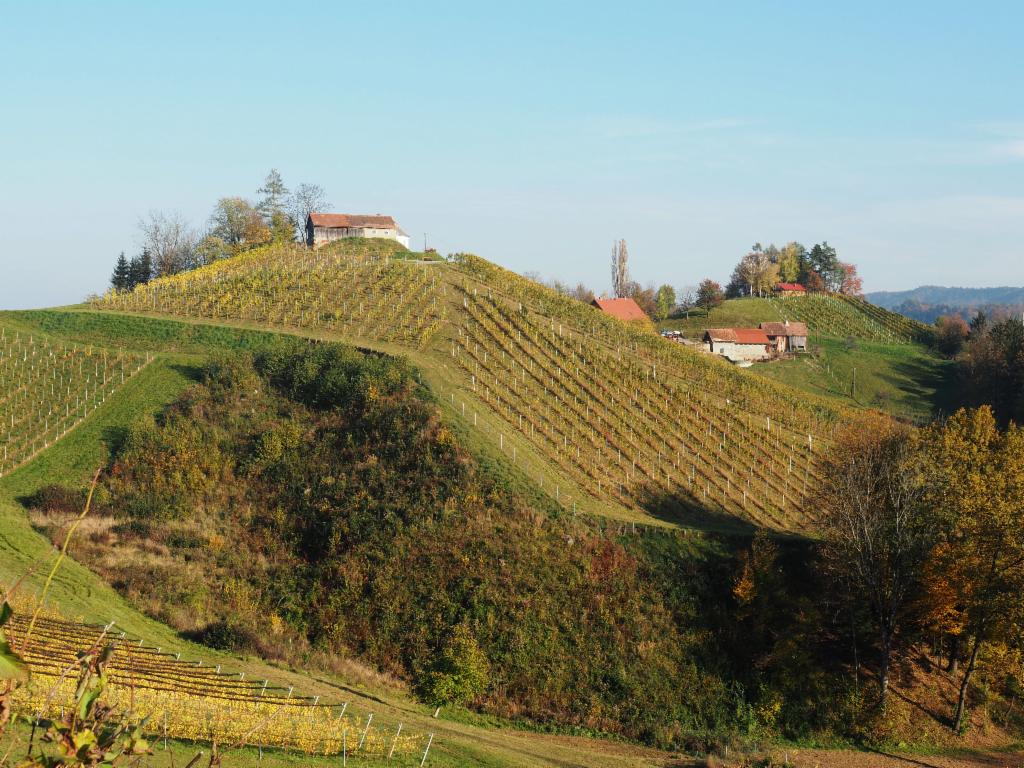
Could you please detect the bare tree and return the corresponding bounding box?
[611,239,630,298]
[816,415,934,709]
[290,183,331,241]
[678,285,697,318]
[137,210,199,277]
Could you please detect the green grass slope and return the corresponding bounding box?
[662,295,931,345]
[659,296,951,423]
[752,336,958,424]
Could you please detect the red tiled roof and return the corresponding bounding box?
[776,283,806,292]
[308,213,397,229]
[704,328,771,344]
[759,321,809,337]
[591,297,648,322]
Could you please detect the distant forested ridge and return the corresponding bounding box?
[868,286,1024,323]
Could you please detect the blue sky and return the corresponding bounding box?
[2,1,1022,309]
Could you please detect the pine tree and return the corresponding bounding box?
[110,252,131,291]
[256,169,289,221]
[127,250,153,289]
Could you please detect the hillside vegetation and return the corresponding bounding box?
[3,244,1022,764]
[28,345,766,748]
[91,239,847,533]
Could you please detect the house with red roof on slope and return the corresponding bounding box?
[774,283,806,297]
[306,213,410,249]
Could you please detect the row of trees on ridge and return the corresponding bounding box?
[110,170,330,291]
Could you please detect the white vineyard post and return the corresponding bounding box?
[358,713,373,750]
[388,723,402,759]
[420,733,434,767]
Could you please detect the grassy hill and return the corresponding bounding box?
[663,295,931,345]
[660,296,954,423]
[83,239,850,534]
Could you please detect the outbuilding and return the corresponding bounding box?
[591,297,649,323]
[775,283,806,297]
[758,320,809,353]
[703,328,772,362]
[306,213,410,249]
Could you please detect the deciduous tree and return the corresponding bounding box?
[696,279,724,317]
[919,407,1024,731]
[290,183,331,241]
[934,315,969,357]
[137,210,198,277]
[421,623,490,710]
[208,197,269,248]
[777,242,806,283]
[837,262,864,297]
[611,239,630,298]
[655,284,676,321]
[816,414,933,709]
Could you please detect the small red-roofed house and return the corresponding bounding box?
[775,283,806,297]
[703,328,772,362]
[306,213,410,249]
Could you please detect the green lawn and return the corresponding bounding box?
[751,336,957,424]
[661,298,783,337]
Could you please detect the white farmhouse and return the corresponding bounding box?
[306,213,411,249]
[703,328,772,363]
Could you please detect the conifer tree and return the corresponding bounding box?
[257,169,289,221]
[127,250,153,289]
[110,252,131,291]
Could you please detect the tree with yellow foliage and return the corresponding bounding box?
[918,407,1024,731]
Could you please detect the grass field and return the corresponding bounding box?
[752,337,957,424]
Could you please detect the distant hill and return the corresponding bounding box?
[868,286,1024,323]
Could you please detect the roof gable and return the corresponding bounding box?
[704,328,770,344]
[776,283,806,292]
[591,297,648,322]
[759,321,809,337]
